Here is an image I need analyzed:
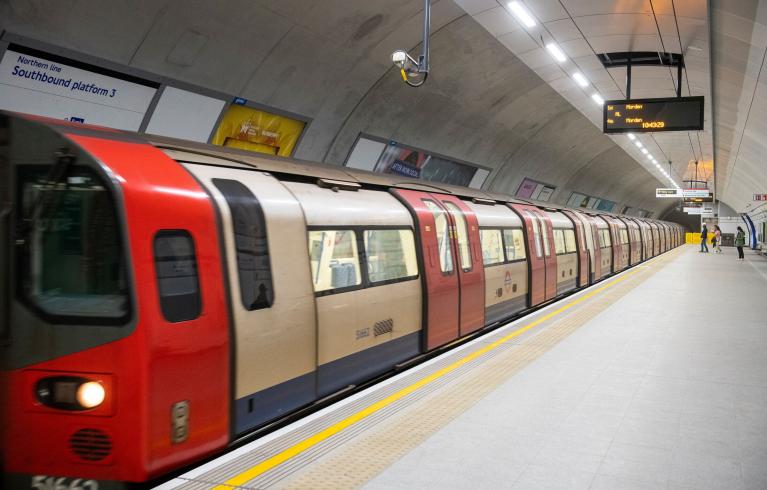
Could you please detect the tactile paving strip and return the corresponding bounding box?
[171,248,682,489]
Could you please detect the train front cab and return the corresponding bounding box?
[1,115,231,486]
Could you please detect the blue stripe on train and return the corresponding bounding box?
[317,331,421,398]
[234,331,421,434]
[235,371,315,435]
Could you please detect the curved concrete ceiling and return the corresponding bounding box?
[711,0,767,214]
[0,0,690,216]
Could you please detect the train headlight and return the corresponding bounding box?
[76,381,106,409]
[36,376,107,411]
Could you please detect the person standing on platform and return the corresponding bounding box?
[700,224,709,253]
[714,225,722,253]
[735,226,746,260]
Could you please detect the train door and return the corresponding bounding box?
[183,163,318,432]
[561,210,588,287]
[439,196,485,336]
[508,204,546,306]
[392,189,483,349]
[0,143,8,346]
[532,210,557,299]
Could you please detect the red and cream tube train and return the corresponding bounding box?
[0,112,683,488]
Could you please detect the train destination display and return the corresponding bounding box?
[603,96,704,134]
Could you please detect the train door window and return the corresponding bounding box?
[503,228,527,261]
[16,164,130,322]
[443,202,472,272]
[212,179,273,310]
[479,229,504,266]
[364,229,418,283]
[524,211,543,257]
[553,229,566,255]
[537,215,551,257]
[308,229,361,293]
[154,230,201,323]
[423,200,454,273]
[564,229,577,253]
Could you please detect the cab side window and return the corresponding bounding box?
[154,230,201,323]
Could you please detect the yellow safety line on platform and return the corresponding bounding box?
[213,268,640,489]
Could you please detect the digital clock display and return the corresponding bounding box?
[603,96,704,133]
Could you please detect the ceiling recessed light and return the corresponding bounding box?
[634,141,643,148]
[546,42,567,63]
[572,72,589,87]
[627,133,636,140]
[591,93,604,105]
[641,148,649,154]
[508,1,537,28]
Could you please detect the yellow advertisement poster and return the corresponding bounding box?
[211,104,305,157]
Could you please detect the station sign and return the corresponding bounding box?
[656,188,682,198]
[682,188,710,198]
[754,194,767,201]
[603,96,704,134]
[684,206,703,215]
[702,204,714,217]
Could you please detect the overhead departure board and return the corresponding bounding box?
[603,96,704,134]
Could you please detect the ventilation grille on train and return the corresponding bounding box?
[70,428,112,461]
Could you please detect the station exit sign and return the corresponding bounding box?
[604,96,704,134]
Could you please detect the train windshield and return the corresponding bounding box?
[15,162,129,322]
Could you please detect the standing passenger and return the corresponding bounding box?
[700,224,709,253]
[735,226,746,260]
[714,225,722,254]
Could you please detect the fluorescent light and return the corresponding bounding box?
[509,1,537,28]
[627,133,636,140]
[647,154,654,160]
[591,93,604,105]
[546,42,567,63]
[634,141,643,148]
[572,72,588,87]
[641,148,649,154]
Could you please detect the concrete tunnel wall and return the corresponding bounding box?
[0,0,677,217]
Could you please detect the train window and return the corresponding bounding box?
[620,229,629,244]
[154,231,201,323]
[308,230,362,292]
[564,229,577,253]
[538,216,551,257]
[525,212,543,258]
[423,200,454,274]
[503,229,527,261]
[601,229,612,247]
[16,164,129,322]
[212,179,274,311]
[443,202,472,272]
[364,229,418,283]
[479,229,504,266]
[553,229,566,255]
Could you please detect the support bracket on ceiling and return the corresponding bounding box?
[598,51,685,99]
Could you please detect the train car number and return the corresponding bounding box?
[31,476,98,490]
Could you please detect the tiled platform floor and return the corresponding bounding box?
[363,246,767,490]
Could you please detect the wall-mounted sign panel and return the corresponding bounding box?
[682,188,710,198]
[516,177,556,202]
[754,194,767,201]
[656,188,682,198]
[603,96,704,134]
[684,207,703,215]
[145,87,226,142]
[0,46,158,130]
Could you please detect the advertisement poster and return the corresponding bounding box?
[211,104,305,157]
[373,141,478,187]
[0,47,158,130]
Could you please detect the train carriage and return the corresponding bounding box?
[468,201,529,325]
[0,112,685,488]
